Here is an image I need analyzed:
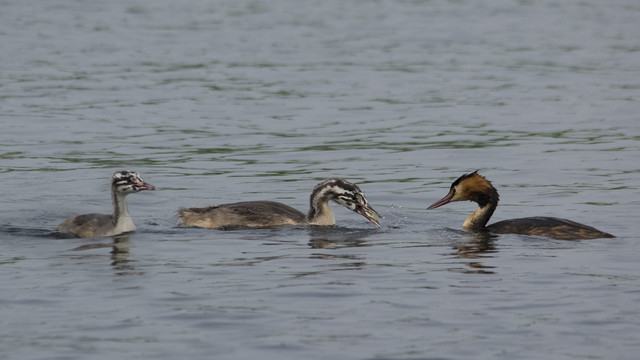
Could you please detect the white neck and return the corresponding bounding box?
[308,200,336,225]
[307,187,336,226]
[112,190,137,233]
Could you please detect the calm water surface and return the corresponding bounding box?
[1,0,639,359]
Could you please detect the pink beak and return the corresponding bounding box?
[427,192,453,210]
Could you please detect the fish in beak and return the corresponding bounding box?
[356,203,381,227]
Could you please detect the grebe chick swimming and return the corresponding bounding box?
[57,171,155,238]
[427,171,614,240]
[178,178,380,228]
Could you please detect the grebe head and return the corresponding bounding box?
[427,171,497,209]
[112,170,155,194]
[312,178,381,227]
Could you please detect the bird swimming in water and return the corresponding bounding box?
[178,178,380,229]
[57,170,155,238]
[427,171,613,240]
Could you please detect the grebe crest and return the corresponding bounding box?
[448,171,498,206]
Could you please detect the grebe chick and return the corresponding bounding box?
[57,171,155,238]
[178,178,380,228]
[427,171,614,240]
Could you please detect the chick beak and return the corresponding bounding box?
[133,181,155,192]
[356,203,381,228]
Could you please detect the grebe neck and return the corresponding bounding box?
[112,189,135,229]
[307,186,336,226]
[463,188,499,232]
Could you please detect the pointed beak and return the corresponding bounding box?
[356,203,381,227]
[427,192,453,210]
[134,182,155,191]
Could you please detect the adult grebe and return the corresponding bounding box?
[427,171,613,240]
[178,178,380,228]
[57,171,155,238]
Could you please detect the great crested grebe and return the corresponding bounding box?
[427,171,614,240]
[57,171,155,238]
[177,178,381,228]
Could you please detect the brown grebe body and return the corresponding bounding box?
[427,171,613,240]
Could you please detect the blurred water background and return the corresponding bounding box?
[1,0,639,359]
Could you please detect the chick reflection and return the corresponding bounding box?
[71,235,142,276]
[301,227,375,273]
[307,226,377,249]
